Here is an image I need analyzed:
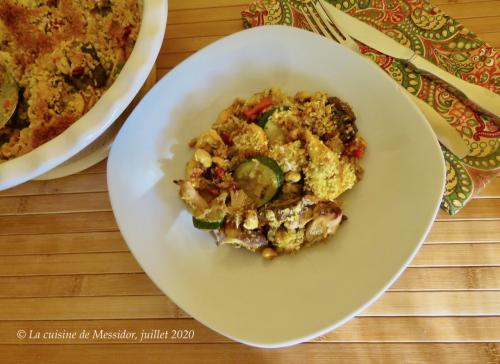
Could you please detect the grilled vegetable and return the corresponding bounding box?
[214,221,268,251]
[234,156,284,207]
[257,106,289,128]
[68,44,109,89]
[241,97,273,120]
[257,107,289,144]
[304,201,343,244]
[192,217,224,230]
[95,0,112,15]
[0,65,18,128]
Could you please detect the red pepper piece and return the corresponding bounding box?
[206,186,220,196]
[215,166,225,180]
[71,66,84,78]
[219,131,233,146]
[123,25,133,41]
[241,97,273,120]
[350,143,366,159]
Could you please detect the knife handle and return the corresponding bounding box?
[410,94,470,159]
[410,55,500,120]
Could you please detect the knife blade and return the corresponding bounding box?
[411,95,470,158]
[315,0,470,158]
[319,0,500,119]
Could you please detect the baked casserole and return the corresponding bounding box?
[0,0,141,161]
[175,88,366,259]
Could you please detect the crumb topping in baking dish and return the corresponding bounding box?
[0,0,141,161]
[175,88,366,259]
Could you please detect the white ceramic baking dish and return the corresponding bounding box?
[0,0,168,190]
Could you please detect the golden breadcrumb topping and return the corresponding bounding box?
[0,0,141,161]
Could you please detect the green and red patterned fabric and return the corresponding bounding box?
[242,0,499,215]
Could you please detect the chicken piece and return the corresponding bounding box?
[303,130,357,200]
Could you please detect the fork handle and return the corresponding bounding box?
[410,55,500,120]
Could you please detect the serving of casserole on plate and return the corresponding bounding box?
[0,0,167,190]
[176,87,366,259]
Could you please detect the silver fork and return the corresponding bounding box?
[302,1,470,159]
[303,1,359,52]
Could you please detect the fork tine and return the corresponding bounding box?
[316,0,359,50]
[304,5,339,42]
[311,2,346,43]
[303,7,324,37]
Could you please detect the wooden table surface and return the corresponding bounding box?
[0,0,499,362]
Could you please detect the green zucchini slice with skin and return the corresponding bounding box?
[257,107,289,144]
[192,216,224,230]
[257,106,290,128]
[233,156,284,207]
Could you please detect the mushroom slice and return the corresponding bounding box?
[305,211,343,244]
[304,201,343,244]
[217,221,268,252]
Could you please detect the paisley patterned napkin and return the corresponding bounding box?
[241,0,499,215]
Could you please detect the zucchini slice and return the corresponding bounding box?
[192,216,224,230]
[233,156,284,206]
[262,119,285,144]
[257,106,289,128]
[257,107,289,144]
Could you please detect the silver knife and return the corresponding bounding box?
[319,0,500,119]
[314,0,470,158]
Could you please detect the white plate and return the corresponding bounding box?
[0,0,168,190]
[107,25,445,348]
